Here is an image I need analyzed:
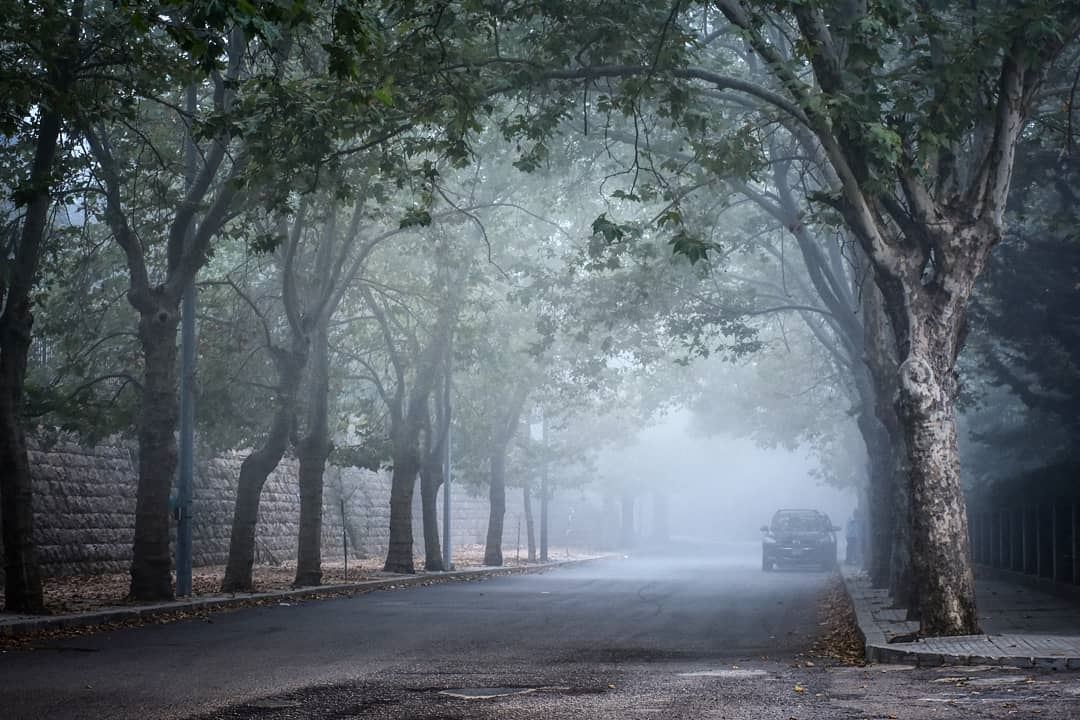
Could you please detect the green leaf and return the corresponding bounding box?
[669,230,716,265]
[399,207,432,229]
[591,214,626,243]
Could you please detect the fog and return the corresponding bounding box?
[7,4,1078,639]
[595,408,856,545]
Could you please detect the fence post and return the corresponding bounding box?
[1002,511,1010,569]
[1022,508,1031,574]
[1010,509,1019,569]
[1036,504,1045,578]
[1052,502,1061,583]
[998,511,1006,569]
[976,515,984,565]
[1072,502,1079,585]
[975,513,982,564]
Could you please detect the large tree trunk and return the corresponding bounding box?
[0,0,84,618]
[419,384,449,572]
[294,325,330,587]
[523,479,536,562]
[0,107,65,613]
[897,340,978,635]
[483,450,507,566]
[859,414,893,584]
[888,448,917,614]
[419,454,444,571]
[222,349,303,592]
[482,386,529,567]
[870,220,984,636]
[0,366,43,613]
[129,299,181,601]
[384,435,419,573]
[861,278,914,605]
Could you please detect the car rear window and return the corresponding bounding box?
[772,511,827,531]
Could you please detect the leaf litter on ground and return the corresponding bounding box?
[809,574,866,666]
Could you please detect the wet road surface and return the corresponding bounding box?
[1,544,1078,719]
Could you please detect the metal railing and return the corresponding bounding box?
[969,502,1080,585]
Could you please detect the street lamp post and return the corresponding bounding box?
[441,348,453,571]
[539,411,548,562]
[175,84,197,597]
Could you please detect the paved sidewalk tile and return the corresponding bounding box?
[841,567,1080,669]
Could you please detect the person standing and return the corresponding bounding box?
[845,512,860,565]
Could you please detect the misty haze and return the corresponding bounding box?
[2,2,1080,719]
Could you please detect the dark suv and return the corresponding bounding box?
[760,509,838,571]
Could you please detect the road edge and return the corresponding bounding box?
[0,556,610,640]
[840,566,1080,669]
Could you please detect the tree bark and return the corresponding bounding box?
[897,341,978,635]
[523,479,536,561]
[221,346,303,592]
[0,104,66,613]
[420,451,444,572]
[0,0,86,619]
[484,449,507,566]
[419,374,449,572]
[482,385,529,567]
[859,413,893,583]
[294,324,330,587]
[0,371,43,613]
[129,299,181,600]
[888,448,917,614]
[384,431,419,573]
[857,264,916,609]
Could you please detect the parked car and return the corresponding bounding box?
[760,509,839,571]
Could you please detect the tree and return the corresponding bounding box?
[709,0,1079,635]
[83,24,253,600]
[219,213,311,592]
[0,0,86,613]
[359,239,460,574]
[515,0,1079,635]
[968,149,1080,465]
[418,357,451,571]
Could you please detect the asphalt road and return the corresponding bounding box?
[2,544,1078,719]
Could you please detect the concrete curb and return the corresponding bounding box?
[841,567,1080,669]
[0,556,607,640]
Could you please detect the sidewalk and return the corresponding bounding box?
[843,566,1080,668]
[0,557,602,642]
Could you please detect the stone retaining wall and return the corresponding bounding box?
[1,439,543,579]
